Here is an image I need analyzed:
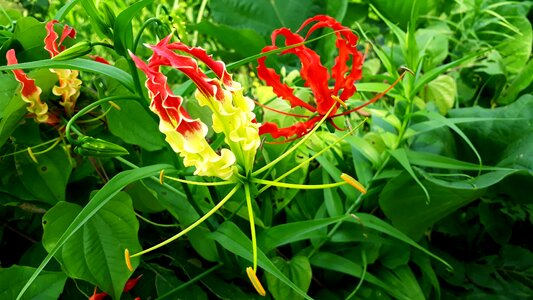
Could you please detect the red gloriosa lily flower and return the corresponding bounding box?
[6,49,58,124]
[257,15,365,140]
[88,275,142,300]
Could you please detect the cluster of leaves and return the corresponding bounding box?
[0,0,532,299]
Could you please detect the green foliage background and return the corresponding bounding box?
[0,0,532,299]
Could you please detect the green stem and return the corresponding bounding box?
[130,184,241,258]
[191,0,208,47]
[65,95,140,145]
[244,183,258,271]
[135,212,179,228]
[127,58,147,103]
[133,18,163,52]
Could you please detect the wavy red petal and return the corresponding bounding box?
[148,39,223,100]
[44,20,60,57]
[259,116,321,139]
[6,49,39,97]
[130,51,202,135]
[257,46,316,112]
[167,42,232,86]
[273,28,335,116]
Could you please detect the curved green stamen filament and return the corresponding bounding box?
[130,184,241,258]
[258,118,367,194]
[252,104,337,177]
[164,175,235,186]
[252,178,346,190]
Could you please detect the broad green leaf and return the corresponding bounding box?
[42,192,141,299]
[127,181,166,213]
[0,58,135,92]
[209,0,319,35]
[114,0,153,55]
[16,163,173,300]
[422,74,457,115]
[1,17,48,62]
[375,265,425,300]
[379,170,517,239]
[498,58,533,105]
[15,147,72,205]
[0,73,24,147]
[0,265,67,300]
[150,264,208,300]
[104,99,164,151]
[310,252,409,300]
[497,133,533,174]
[388,148,430,202]
[478,201,512,244]
[498,16,532,74]
[210,221,313,300]
[449,94,533,165]
[258,215,348,253]
[370,0,438,29]
[352,213,450,269]
[192,21,266,58]
[265,256,312,300]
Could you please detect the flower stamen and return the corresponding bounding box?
[340,173,367,194]
[246,267,266,296]
[125,249,133,272]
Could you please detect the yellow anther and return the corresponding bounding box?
[332,95,347,109]
[340,173,367,194]
[246,267,266,296]
[159,170,165,185]
[108,101,121,111]
[125,249,133,272]
[27,147,38,164]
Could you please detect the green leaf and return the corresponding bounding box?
[352,213,450,269]
[15,147,72,205]
[16,163,173,300]
[379,170,517,239]
[42,192,141,299]
[104,99,165,151]
[258,215,348,253]
[0,58,135,93]
[422,75,457,115]
[192,21,265,58]
[1,17,48,62]
[265,256,312,300]
[388,148,430,202]
[498,58,533,105]
[114,0,153,55]
[210,221,313,300]
[375,265,425,300]
[209,0,319,35]
[449,94,533,165]
[0,73,25,147]
[497,16,532,74]
[310,252,409,300]
[0,265,67,300]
